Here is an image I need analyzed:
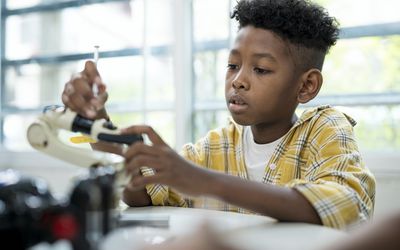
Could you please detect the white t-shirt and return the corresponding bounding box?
[243,126,282,182]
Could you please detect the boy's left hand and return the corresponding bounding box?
[122,125,206,197]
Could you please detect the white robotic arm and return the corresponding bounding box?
[27,106,143,187]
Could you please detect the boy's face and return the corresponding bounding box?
[225,26,301,127]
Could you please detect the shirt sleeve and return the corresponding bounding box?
[287,111,376,229]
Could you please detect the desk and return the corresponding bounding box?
[102,207,347,250]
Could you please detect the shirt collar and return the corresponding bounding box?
[229,105,357,135]
[295,105,357,127]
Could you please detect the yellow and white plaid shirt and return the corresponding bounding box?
[143,106,376,229]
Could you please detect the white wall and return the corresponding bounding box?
[363,153,400,218]
[0,151,81,197]
[0,150,399,219]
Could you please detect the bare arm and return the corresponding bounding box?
[122,125,321,224]
[204,170,321,223]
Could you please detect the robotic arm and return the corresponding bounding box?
[16,106,145,249]
[26,105,143,187]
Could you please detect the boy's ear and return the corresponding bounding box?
[297,69,323,104]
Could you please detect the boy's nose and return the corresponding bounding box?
[232,79,249,90]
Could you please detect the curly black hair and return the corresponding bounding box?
[231,0,340,71]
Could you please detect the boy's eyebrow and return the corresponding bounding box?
[229,49,277,63]
[253,52,277,62]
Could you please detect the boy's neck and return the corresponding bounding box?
[250,114,298,144]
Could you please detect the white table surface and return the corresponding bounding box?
[101,206,347,250]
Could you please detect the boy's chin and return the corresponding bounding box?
[230,116,251,126]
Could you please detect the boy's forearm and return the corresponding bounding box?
[201,170,321,224]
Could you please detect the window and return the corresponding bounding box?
[0,0,177,151]
[309,0,400,151]
[192,0,400,152]
[1,0,399,153]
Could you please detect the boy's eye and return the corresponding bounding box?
[227,64,239,70]
[254,67,271,75]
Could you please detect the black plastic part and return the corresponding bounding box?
[102,121,117,130]
[71,115,93,135]
[97,133,143,145]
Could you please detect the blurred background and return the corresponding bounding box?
[0,0,399,218]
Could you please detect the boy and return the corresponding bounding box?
[62,0,375,229]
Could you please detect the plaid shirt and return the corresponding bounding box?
[143,105,376,229]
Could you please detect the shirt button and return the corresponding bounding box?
[269,163,277,170]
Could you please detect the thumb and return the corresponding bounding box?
[121,125,166,146]
[83,60,101,84]
[90,91,108,111]
[90,76,108,110]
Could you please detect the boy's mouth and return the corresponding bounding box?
[228,94,248,113]
[229,94,247,105]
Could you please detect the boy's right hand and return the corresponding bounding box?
[62,60,109,120]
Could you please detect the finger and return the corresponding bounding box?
[131,172,165,187]
[81,61,101,84]
[124,173,147,191]
[121,125,165,145]
[124,142,159,161]
[62,83,75,105]
[72,71,106,97]
[68,92,96,118]
[125,180,146,192]
[97,81,107,94]
[79,62,108,109]
[62,93,76,110]
[70,77,94,100]
[125,166,142,178]
[64,82,75,95]
[68,75,99,115]
[89,91,108,111]
[130,174,146,188]
[125,155,163,173]
[62,83,79,111]
[90,141,124,155]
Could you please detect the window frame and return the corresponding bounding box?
[1,0,400,149]
[0,0,187,148]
